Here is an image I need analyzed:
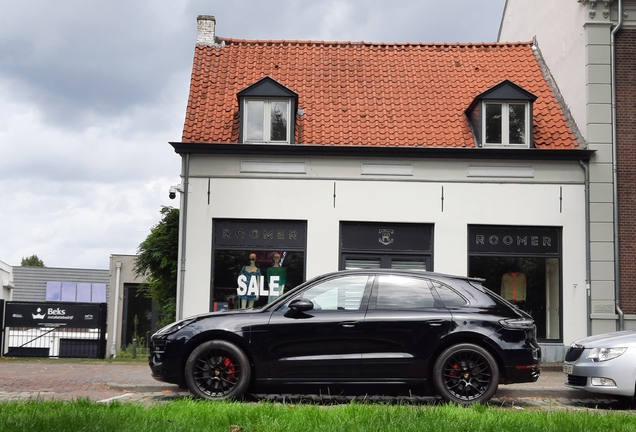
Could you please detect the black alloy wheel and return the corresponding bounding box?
[184,340,251,400]
[433,343,499,404]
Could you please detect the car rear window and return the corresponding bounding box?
[432,282,467,307]
[376,275,435,309]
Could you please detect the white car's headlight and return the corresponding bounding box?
[586,347,627,362]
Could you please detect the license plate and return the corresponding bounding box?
[563,363,573,374]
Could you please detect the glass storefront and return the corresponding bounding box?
[212,250,304,309]
[467,225,562,341]
[211,219,307,310]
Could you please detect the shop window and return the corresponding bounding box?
[212,250,305,310]
[344,256,428,270]
[468,256,561,340]
[344,258,382,269]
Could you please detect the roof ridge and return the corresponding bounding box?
[213,37,533,48]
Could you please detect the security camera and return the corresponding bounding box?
[169,184,183,200]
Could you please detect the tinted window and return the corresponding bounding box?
[433,282,467,307]
[301,275,368,311]
[376,275,435,309]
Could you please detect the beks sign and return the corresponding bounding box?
[5,302,103,328]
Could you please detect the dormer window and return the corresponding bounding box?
[483,101,529,147]
[244,99,290,143]
[238,76,298,144]
[466,80,537,148]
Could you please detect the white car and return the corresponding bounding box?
[564,329,636,398]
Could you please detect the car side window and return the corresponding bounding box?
[433,282,468,307]
[376,275,435,309]
[300,275,369,311]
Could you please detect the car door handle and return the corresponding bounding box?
[428,319,446,327]
[340,321,358,328]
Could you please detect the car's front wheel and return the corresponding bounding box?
[184,340,251,400]
[433,343,499,404]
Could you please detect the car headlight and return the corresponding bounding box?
[586,347,627,362]
[154,318,196,336]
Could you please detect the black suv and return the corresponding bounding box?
[149,269,541,404]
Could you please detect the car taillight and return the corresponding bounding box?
[499,318,534,329]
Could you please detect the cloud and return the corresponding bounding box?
[0,0,505,268]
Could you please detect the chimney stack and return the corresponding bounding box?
[197,15,216,46]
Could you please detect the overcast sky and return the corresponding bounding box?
[0,0,506,270]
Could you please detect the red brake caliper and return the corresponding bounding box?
[224,357,236,382]
[449,362,460,377]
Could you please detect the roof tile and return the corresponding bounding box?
[182,39,577,148]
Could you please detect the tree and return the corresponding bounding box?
[134,206,179,327]
[21,254,45,267]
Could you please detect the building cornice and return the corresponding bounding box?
[170,142,594,162]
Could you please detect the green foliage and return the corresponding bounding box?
[20,254,45,266]
[134,206,179,327]
[0,399,635,432]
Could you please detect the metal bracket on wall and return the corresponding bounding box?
[333,182,337,208]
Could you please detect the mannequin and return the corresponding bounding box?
[238,253,260,308]
[267,252,287,303]
[501,271,527,302]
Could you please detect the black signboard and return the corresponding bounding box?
[5,302,104,329]
[341,222,433,252]
[214,219,307,249]
[468,226,561,255]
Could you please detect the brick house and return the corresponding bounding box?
[170,15,593,360]
[499,0,636,337]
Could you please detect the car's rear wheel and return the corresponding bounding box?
[185,340,251,400]
[433,343,499,404]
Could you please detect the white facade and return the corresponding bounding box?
[0,260,13,301]
[176,150,589,357]
[499,0,635,336]
[500,1,589,138]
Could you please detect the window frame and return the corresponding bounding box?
[482,100,530,148]
[242,97,292,144]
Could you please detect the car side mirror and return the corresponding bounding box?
[289,298,314,312]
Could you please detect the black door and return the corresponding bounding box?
[262,274,373,381]
[122,284,154,349]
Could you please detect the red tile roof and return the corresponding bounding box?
[183,39,578,149]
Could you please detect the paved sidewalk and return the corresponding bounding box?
[0,360,185,402]
[0,359,632,410]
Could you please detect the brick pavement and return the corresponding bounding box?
[0,359,185,402]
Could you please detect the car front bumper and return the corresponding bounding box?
[148,338,184,385]
[564,350,636,397]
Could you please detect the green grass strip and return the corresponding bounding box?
[0,399,635,432]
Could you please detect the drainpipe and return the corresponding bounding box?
[580,161,592,336]
[611,0,624,331]
[177,153,190,321]
[110,261,122,358]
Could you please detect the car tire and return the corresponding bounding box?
[185,340,251,400]
[433,343,499,405]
